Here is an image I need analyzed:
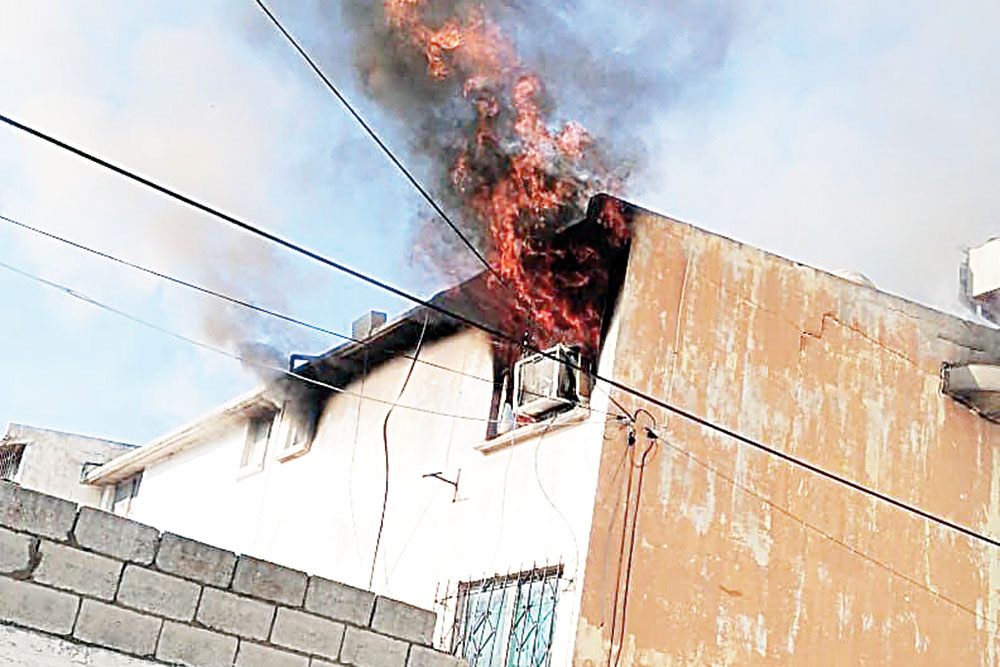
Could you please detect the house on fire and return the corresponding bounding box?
[78,195,1000,665]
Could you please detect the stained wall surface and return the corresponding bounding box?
[3,425,135,508]
[575,208,1000,665]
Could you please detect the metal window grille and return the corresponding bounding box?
[452,565,562,667]
[0,444,25,481]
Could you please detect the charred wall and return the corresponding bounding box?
[575,206,1000,664]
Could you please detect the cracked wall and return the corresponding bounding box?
[575,208,1000,665]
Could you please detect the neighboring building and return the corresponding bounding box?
[0,423,136,507]
[81,196,1000,665]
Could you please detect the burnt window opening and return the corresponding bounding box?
[274,398,320,462]
[451,565,563,667]
[0,443,25,482]
[240,409,278,475]
[487,346,594,440]
[483,196,633,441]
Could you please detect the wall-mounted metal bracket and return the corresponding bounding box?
[422,470,461,502]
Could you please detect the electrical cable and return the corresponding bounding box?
[606,424,637,667]
[611,411,657,667]
[4,111,1000,552]
[369,313,429,589]
[0,258,505,426]
[533,418,582,581]
[251,0,504,287]
[347,346,370,573]
[0,211,493,387]
[0,210,625,425]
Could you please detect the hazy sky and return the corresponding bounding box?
[0,1,997,444]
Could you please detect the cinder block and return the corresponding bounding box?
[33,540,122,600]
[197,587,275,640]
[73,507,158,564]
[156,533,236,587]
[31,540,122,600]
[236,641,310,667]
[310,660,339,667]
[117,564,201,621]
[74,599,161,656]
[371,597,436,645]
[305,576,375,626]
[0,525,35,574]
[270,607,345,661]
[157,621,238,667]
[407,646,465,667]
[232,555,308,607]
[0,577,80,635]
[340,626,408,667]
[0,481,77,540]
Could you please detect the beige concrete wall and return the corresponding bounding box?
[6,425,134,507]
[576,209,1000,664]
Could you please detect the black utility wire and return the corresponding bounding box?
[252,0,503,286]
[0,211,492,386]
[3,111,998,551]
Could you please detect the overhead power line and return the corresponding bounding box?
[0,210,621,424]
[251,0,503,285]
[2,111,998,551]
[646,426,998,634]
[0,258,506,426]
[0,211,492,387]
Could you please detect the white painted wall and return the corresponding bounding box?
[121,325,619,665]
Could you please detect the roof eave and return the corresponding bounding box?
[82,388,273,486]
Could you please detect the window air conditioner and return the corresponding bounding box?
[513,345,586,417]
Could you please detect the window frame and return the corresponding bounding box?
[238,409,277,477]
[111,471,143,516]
[0,443,25,482]
[485,345,592,442]
[273,400,317,462]
[452,565,563,667]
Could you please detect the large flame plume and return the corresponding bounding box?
[360,0,631,353]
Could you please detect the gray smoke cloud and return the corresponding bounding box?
[332,0,741,279]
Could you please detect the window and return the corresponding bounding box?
[274,400,318,462]
[0,444,24,482]
[486,345,591,441]
[239,410,276,476]
[112,472,142,516]
[453,566,562,667]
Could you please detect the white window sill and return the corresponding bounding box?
[236,463,265,480]
[276,444,310,462]
[474,406,592,454]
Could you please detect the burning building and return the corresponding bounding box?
[78,193,1000,665]
[63,1,1000,663]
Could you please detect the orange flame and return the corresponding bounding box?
[385,0,628,353]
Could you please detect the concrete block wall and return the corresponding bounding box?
[0,481,465,667]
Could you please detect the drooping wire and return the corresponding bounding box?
[369,312,429,590]
[0,258,500,426]
[251,0,504,287]
[611,410,657,667]
[4,110,1000,552]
